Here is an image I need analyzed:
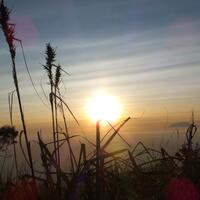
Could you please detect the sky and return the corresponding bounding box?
[1,0,200,133]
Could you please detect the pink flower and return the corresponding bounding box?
[165,177,200,200]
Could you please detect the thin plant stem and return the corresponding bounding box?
[58,89,77,173]
[0,0,34,177]
[96,120,101,200]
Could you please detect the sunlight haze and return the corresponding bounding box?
[0,0,200,132]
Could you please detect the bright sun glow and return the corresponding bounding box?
[88,94,121,122]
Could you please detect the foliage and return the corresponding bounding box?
[0,125,18,150]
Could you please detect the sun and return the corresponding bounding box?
[87,93,121,122]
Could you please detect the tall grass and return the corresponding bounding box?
[0,0,34,177]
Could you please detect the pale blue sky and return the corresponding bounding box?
[1,0,200,125]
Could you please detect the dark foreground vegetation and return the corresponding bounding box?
[0,1,200,199]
